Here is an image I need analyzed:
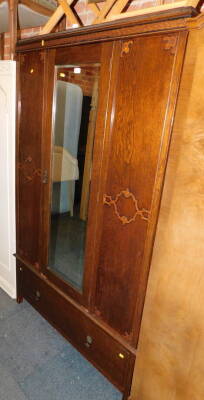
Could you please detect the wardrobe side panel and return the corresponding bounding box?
[94,32,187,340]
[17,52,45,268]
[130,24,204,400]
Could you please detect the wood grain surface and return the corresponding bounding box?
[16,12,203,399]
[17,52,45,269]
[130,21,204,400]
[17,261,135,393]
[91,32,187,343]
[15,8,197,53]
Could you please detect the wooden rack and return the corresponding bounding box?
[39,0,203,35]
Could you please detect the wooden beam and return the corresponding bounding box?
[40,0,77,35]
[88,3,100,17]
[8,0,18,60]
[187,0,202,7]
[59,0,81,27]
[107,1,188,21]
[87,0,104,3]
[93,0,117,24]
[40,5,65,35]
[106,0,128,19]
[19,0,53,17]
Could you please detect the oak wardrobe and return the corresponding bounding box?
[16,7,197,399]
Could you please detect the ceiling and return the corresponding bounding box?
[0,0,57,33]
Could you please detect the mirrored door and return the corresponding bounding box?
[48,63,100,292]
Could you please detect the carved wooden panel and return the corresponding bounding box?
[92,32,187,343]
[17,52,45,267]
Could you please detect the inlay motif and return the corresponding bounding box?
[121,41,133,57]
[18,156,42,183]
[103,189,150,224]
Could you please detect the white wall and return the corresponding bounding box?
[0,61,16,298]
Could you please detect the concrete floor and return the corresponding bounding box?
[0,288,122,400]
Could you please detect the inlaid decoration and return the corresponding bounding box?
[121,41,133,57]
[163,36,178,55]
[18,156,42,183]
[103,189,150,225]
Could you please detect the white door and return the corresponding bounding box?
[0,61,16,298]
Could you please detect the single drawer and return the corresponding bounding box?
[17,263,135,393]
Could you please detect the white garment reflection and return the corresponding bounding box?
[53,146,79,182]
[52,80,83,215]
[52,146,79,216]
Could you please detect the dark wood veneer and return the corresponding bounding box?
[16,8,196,53]
[17,261,135,394]
[16,10,191,397]
[17,51,45,268]
[92,31,188,343]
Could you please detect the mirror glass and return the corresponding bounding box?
[48,63,100,291]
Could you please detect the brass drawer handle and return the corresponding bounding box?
[42,169,48,184]
[35,290,41,301]
[85,335,93,348]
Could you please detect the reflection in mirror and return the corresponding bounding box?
[49,63,100,291]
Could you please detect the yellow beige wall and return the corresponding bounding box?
[131,18,204,400]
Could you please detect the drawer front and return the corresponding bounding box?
[18,264,135,392]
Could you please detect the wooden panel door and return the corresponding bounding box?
[40,43,114,307]
[89,31,188,345]
[16,51,46,269]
